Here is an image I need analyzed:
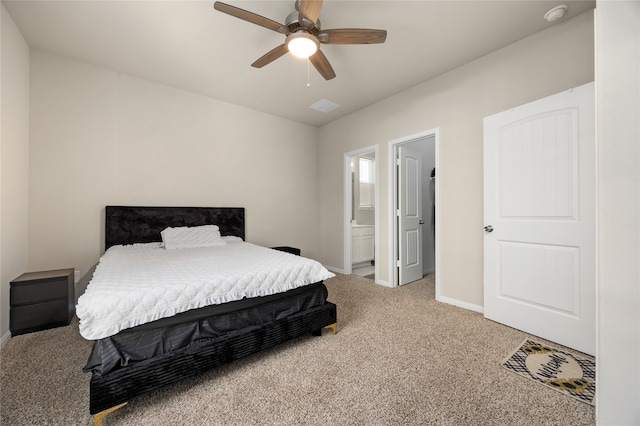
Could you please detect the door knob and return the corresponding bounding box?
[419,220,425,225]
[484,225,494,233]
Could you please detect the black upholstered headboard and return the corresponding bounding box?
[105,206,245,250]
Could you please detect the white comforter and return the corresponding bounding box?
[76,239,335,340]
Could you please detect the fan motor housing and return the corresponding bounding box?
[285,11,321,35]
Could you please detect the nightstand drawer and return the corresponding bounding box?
[10,300,70,332]
[10,278,68,305]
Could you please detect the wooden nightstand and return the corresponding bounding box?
[10,268,75,336]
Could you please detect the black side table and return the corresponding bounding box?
[10,268,75,336]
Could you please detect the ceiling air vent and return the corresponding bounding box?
[309,99,341,113]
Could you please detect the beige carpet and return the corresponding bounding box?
[1,274,595,425]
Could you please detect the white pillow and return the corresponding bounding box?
[160,225,226,250]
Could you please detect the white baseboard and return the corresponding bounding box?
[374,278,392,288]
[0,330,11,349]
[436,294,484,314]
[323,265,478,312]
[325,265,347,275]
[325,264,391,288]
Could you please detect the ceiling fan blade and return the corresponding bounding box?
[318,29,387,44]
[214,2,289,35]
[309,49,336,80]
[251,44,289,68]
[298,0,323,27]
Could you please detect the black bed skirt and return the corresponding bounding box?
[85,282,329,376]
[89,302,337,414]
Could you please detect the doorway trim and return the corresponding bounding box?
[344,145,379,279]
[388,129,440,290]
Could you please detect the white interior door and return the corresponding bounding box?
[398,146,423,285]
[483,82,595,355]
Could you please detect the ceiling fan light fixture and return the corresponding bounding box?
[286,32,319,59]
[214,1,387,80]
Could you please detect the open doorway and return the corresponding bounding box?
[390,130,439,288]
[344,146,378,280]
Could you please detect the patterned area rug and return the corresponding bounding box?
[502,339,596,406]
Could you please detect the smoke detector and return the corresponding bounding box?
[544,5,568,22]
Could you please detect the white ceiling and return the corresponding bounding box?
[3,0,595,127]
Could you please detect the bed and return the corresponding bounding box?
[78,206,337,425]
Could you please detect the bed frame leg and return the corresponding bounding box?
[325,323,337,335]
[93,402,127,426]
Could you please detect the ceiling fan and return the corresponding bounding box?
[213,0,387,80]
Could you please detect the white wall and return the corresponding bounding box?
[318,11,594,307]
[0,4,30,344]
[596,1,640,424]
[29,51,320,294]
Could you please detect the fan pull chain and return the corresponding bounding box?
[306,58,311,87]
